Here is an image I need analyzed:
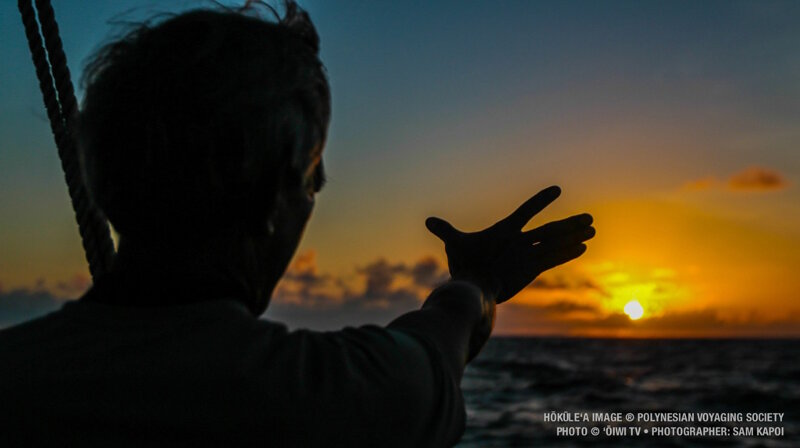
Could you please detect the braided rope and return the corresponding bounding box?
[18,0,115,279]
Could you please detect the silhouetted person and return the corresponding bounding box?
[0,2,594,447]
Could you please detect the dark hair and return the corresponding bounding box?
[78,1,330,243]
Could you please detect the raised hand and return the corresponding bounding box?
[426,186,594,304]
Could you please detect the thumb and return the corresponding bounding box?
[425,217,460,242]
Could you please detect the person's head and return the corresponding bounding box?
[78,1,330,314]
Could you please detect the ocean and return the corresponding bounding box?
[458,338,799,447]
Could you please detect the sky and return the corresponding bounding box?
[1,0,799,337]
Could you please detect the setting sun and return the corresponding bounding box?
[624,300,644,320]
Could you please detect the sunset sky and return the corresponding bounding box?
[1,0,799,337]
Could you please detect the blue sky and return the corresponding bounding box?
[2,1,799,335]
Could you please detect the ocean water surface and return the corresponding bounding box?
[458,338,799,447]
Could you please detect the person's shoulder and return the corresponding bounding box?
[0,308,73,375]
[0,308,69,345]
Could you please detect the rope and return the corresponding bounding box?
[18,0,115,280]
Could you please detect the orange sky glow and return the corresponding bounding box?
[1,0,798,338]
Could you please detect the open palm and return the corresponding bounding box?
[426,186,594,304]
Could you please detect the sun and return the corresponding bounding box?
[624,300,644,320]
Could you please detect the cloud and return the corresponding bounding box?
[0,288,66,328]
[0,272,92,328]
[410,256,449,288]
[0,252,441,332]
[682,177,716,191]
[529,273,604,293]
[267,252,451,329]
[358,259,408,299]
[55,273,91,298]
[683,166,788,193]
[538,300,599,315]
[270,256,627,331]
[727,166,788,191]
[498,303,800,337]
[591,308,800,337]
[529,276,571,290]
[277,251,341,308]
[5,259,797,337]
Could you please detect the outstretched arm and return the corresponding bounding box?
[388,280,495,382]
[389,186,594,380]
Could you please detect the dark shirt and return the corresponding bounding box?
[0,281,465,446]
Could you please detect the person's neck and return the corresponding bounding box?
[82,236,251,309]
